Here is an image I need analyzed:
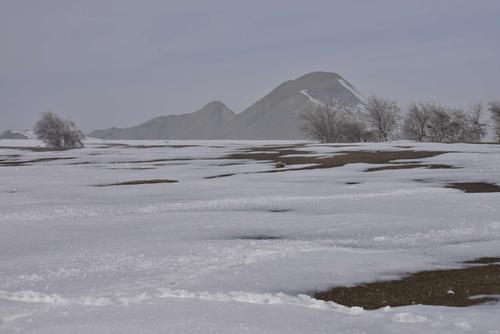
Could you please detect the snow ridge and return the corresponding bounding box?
[0,288,364,315]
[0,187,451,222]
[300,90,325,107]
[337,79,366,104]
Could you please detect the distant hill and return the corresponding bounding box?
[219,72,364,139]
[0,130,32,140]
[89,101,235,140]
[89,72,364,140]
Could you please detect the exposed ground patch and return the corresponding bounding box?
[97,143,199,149]
[269,209,293,213]
[232,235,282,240]
[365,163,458,172]
[464,257,500,264]
[446,182,500,193]
[0,146,76,152]
[205,173,237,179]
[224,145,449,174]
[95,179,178,187]
[0,156,75,167]
[314,262,500,309]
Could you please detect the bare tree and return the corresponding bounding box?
[426,105,476,143]
[403,102,484,143]
[403,102,432,141]
[34,112,85,148]
[300,99,346,143]
[363,96,401,142]
[300,99,371,143]
[489,100,500,142]
[466,102,488,142]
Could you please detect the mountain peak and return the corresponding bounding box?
[89,71,363,140]
[195,100,236,119]
[294,71,342,81]
[204,100,227,108]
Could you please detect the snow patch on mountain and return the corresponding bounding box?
[338,78,366,104]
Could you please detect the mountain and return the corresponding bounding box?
[220,72,364,139]
[89,72,364,140]
[88,101,235,140]
[0,130,32,139]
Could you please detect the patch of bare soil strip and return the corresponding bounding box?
[464,257,500,264]
[226,146,449,174]
[233,235,281,240]
[365,164,458,172]
[0,146,76,152]
[204,173,237,179]
[446,182,500,193]
[96,179,178,187]
[98,143,199,149]
[0,157,75,167]
[112,157,199,164]
[314,263,500,309]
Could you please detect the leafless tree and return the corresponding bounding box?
[489,100,500,142]
[363,96,401,142]
[300,99,346,143]
[34,112,85,148]
[403,102,433,141]
[403,102,485,143]
[300,99,371,143]
[466,102,488,142]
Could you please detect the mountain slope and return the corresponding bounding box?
[89,72,364,140]
[0,130,32,139]
[89,101,235,140]
[219,72,364,139]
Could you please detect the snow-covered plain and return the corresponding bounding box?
[1,139,500,333]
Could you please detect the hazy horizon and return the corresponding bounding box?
[1,0,500,132]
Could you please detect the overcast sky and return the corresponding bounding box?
[1,0,499,132]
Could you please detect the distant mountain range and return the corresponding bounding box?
[0,130,34,140]
[89,72,365,140]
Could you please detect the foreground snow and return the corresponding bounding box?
[0,139,499,333]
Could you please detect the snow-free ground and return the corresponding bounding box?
[1,139,500,333]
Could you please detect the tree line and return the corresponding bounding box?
[300,97,500,143]
[33,99,500,148]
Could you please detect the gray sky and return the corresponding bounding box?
[1,0,500,132]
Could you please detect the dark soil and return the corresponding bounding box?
[205,173,237,179]
[98,143,199,149]
[0,156,75,167]
[365,164,458,172]
[314,262,500,309]
[226,145,449,174]
[233,235,282,240]
[96,179,178,187]
[446,182,500,193]
[0,146,76,152]
[269,209,293,213]
[464,257,500,264]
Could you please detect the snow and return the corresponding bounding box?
[337,78,367,104]
[300,89,325,107]
[1,139,500,333]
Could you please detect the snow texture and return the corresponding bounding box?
[1,138,500,333]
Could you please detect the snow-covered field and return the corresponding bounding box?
[1,139,500,333]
